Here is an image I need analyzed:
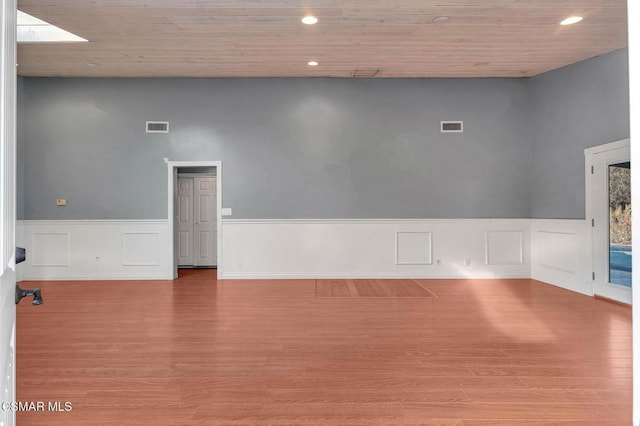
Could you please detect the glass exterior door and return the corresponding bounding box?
[608,162,631,287]
[588,140,632,304]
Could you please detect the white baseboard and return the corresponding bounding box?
[16,220,173,281]
[18,273,172,281]
[222,272,532,280]
[530,219,591,296]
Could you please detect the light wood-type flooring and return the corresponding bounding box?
[16,270,631,425]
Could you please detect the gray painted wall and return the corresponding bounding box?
[18,77,532,220]
[18,48,629,221]
[530,48,630,219]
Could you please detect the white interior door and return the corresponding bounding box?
[177,178,194,266]
[588,140,632,304]
[193,177,217,266]
[1,2,17,425]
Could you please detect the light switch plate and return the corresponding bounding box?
[221,207,232,216]
[56,199,67,206]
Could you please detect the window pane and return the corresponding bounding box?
[609,161,632,287]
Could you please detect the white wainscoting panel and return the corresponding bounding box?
[122,233,160,266]
[31,233,70,266]
[530,219,590,295]
[537,231,577,274]
[221,219,531,279]
[16,221,172,281]
[395,231,432,265]
[486,231,523,265]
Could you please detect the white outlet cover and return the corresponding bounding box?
[221,208,232,216]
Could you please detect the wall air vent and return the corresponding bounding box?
[146,121,169,133]
[352,69,380,78]
[441,121,463,133]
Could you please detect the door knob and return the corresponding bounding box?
[15,285,44,305]
[16,247,25,264]
[14,247,41,305]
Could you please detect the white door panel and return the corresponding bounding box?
[193,177,216,266]
[177,178,194,266]
[178,231,190,260]
[198,196,210,222]
[178,196,190,223]
[198,231,210,258]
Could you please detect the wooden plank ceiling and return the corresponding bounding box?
[16,0,628,78]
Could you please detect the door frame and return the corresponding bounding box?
[585,138,631,303]
[165,159,222,279]
[1,1,17,425]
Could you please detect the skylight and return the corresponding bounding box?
[17,10,88,43]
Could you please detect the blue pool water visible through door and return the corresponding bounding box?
[610,244,631,287]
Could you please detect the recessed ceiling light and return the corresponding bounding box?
[301,16,318,25]
[432,16,449,24]
[560,16,583,26]
[86,61,98,67]
[307,61,319,67]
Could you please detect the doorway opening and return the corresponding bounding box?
[177,169,217,269]
[165,160,222,279]
[585,139,631,304]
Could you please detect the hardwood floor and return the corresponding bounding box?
[15,272,631,424]
[316,279,437,298]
